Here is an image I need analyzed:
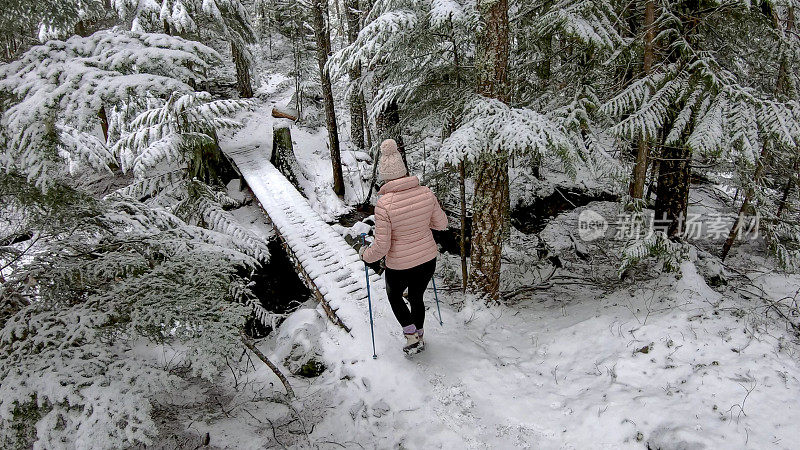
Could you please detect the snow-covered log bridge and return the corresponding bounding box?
[223,142,380,333]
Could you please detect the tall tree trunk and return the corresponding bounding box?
[312,0,345,196]
[449,20,468,291]
[654,145,691,237]
[459,160,468,292]
[345,0,366,150]
[469,0,510,303]
[232,42,253,98]
[629,0,655,200]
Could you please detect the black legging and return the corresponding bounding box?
[384,257,436,332]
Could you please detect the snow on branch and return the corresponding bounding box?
[530,0,628,50]
[439,96,574,171]
[328,9,418,75]
[429,0,477,28]
[112,91,251,178]
[0,30,220,190]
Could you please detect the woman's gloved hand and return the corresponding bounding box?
[358,245,367,260]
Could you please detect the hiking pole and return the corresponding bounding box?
[432,276,443,326]
[361,233,377,359]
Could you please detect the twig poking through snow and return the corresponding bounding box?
[240,331,295,398]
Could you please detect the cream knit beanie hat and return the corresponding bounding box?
[378,139,407,182]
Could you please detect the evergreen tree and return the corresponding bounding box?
[0,29,282,448]
[0,31,219,190]
[599,0,800,268]
[0,173,263,447]
[113,0,257,97]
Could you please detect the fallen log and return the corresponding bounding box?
[271,106,299,121]
[250,194,351,333]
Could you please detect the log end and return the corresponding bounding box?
[272,106,299,121]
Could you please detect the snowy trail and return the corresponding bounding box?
[219,103,800,449]
[218,104,562,447]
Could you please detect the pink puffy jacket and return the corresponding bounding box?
[362,176,448,270]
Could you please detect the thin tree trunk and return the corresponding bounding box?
[645,158,659,202]
[459,160,468,292]
[364,145,380,205]
[345,0,366,150]
[629,0,655,200]
[241,333,294,398]
[469,0,509,303]
[98,105,109,142]
[312,0,345,196]
[778,158,798,217]
[232,41,253,98]
[363,106,372,150]
[721,149,765,260]
[292,29,302,116]
[654,146,691,237]
[774,6,795,216]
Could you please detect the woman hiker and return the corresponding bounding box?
[359,138,449,355]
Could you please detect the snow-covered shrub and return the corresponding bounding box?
[0,174,259,448]
[271,308,326,376]
[619,231,690,276]
[1,0,106,43]
[113,0,255,48]
[109,91,269,264]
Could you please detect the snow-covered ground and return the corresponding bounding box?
[139,50,800,450]
[156,253,800,449]
[205,97,800,448]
